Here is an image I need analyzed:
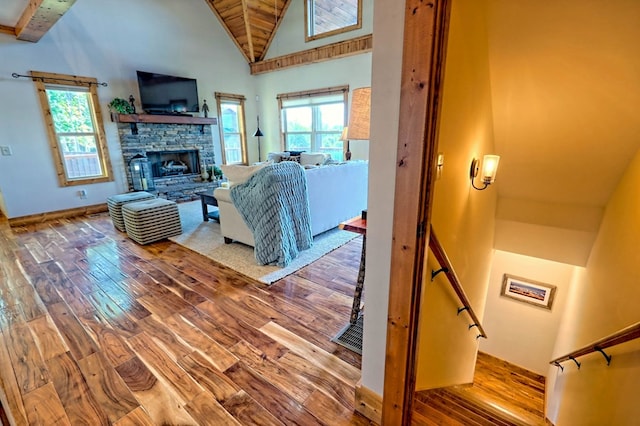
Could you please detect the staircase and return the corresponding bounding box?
[413,352,547,425]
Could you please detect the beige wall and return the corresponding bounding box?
[415,0,498,390]
[546,148,640,425]
[480,250,577,375]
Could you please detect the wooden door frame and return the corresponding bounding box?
[381,0,452,424]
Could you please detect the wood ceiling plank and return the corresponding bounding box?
[15,0,77,43]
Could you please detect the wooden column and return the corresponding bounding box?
[382,0,452,424]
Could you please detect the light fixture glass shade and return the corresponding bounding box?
[347,87,371,140]
[481,155,500,184]
[340,127,349,141]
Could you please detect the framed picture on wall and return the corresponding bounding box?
[500,274,557,310]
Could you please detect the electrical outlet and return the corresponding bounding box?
[0,146,12,156]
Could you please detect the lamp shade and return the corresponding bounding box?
[347,87,371,140]
[253,128,264,137]
[481,155,500,184]
[340,127,349,141]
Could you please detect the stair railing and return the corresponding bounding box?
[550,321,640,370]
[428,226,487,339]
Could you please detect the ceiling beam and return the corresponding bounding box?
[15,0,77,42]
[241,0,255,62]
[0,25,16,36]
[250,34,372,75]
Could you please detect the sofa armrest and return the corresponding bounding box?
[213,187,232,203]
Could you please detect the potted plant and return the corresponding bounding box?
[108,98,134,115]
[212,165,224,181]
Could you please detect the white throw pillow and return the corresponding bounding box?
[267,152,290,163]
[300,152,330,166]
[220,163,266,186]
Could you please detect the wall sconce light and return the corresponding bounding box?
[470,155,500,190]
[436,152,444,180]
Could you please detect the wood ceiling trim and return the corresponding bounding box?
[204,0,251,63]
[250,34,372,75]
[15,0,77,43]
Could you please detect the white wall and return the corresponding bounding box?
[266,0,374,59]
[254,54,372,158]
[254,0,373,161]
[0,0,253,218]
[480,250,578,375]
[360,0,405,395]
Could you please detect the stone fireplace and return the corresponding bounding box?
[115,119,218,202]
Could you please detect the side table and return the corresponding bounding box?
[199,189,220,222]
[340,216,367,324]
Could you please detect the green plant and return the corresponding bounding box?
[108,98,134,114]
[212,165,223,179]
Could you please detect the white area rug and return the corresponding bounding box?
[170,201,357,284]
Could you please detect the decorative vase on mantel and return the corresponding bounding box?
[201,167,209,181]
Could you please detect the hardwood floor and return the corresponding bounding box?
[413,352,546,426]
[0,211,374,425]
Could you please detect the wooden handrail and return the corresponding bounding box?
[428,226,488,339]
[550,321,640,366]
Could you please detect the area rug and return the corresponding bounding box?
[169,201,357,284]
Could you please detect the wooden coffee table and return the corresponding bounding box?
[199,189,220,222]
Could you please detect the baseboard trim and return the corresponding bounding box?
[8,203,108,227]
[355,382,382,425]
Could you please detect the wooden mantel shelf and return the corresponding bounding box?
[111,113,217,126]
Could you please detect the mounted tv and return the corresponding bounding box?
[136,71,199,114]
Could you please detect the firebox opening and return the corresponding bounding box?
[147,150,200,178]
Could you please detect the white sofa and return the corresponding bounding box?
[214,161,368,246]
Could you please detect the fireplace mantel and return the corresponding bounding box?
[111,113,217,126]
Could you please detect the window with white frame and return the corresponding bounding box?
[305,0,362,42]
[279,87,348,160]
[33,71,113,187]
[215,92,247,165]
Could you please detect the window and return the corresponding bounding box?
[33,71,112,187]
[215,93,247,165]
[278,86,348,160]
[305,0,362,42]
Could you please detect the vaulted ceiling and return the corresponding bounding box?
[203,0,291,63]
[0,0,358,64]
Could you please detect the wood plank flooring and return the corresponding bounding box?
[413,352,546,426]
[0,211,374,425]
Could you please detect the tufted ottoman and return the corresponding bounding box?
[107,192,156,231]
[121,198,182,245]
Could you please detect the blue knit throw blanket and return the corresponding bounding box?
[230,162,313,267]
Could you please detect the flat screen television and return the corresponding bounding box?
[136,71,199,114]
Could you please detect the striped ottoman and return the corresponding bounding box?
[122,198,182,245]
[107,192,156,231]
